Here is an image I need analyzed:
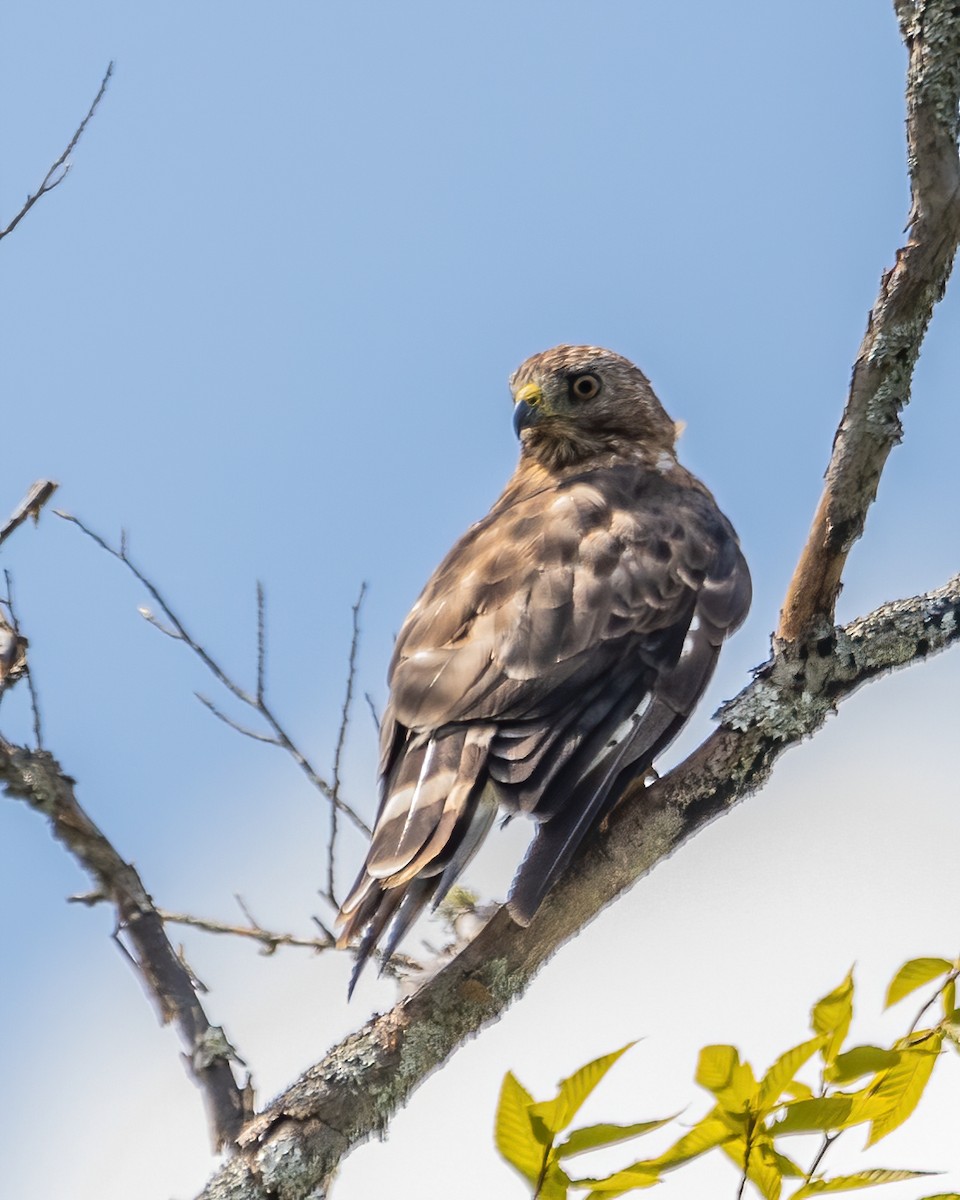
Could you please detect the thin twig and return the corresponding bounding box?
[328,582,367,904]
[56,509,371,837]
[256,581,266,706]
[2,570,43,747]
[0,480,58,546]
[0,741,250,1148]
[195,693,283,745]
[157,900,334,957]
[0,64,114,241]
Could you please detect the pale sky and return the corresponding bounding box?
[1,3,958,1198]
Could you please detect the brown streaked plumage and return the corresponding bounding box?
[337,345,751,993]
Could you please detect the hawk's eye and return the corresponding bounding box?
[570,372,602,401]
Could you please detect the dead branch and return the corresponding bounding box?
[0,64,114,242]
[159,900,334,957]
[0,480,58,547]
[327,582,367,904]
[1,571,43,745]
[55,509,371,839]
[69,890,335,956]
[779,0,960,640]
[198,574,960,1198]
[0,741,251,1148]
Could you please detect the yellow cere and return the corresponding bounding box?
[514,381,543,407]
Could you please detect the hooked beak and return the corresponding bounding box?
[512,381,544,437]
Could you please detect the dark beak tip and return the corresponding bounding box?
[513,399,535,437]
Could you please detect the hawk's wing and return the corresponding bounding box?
[338,462,750,980]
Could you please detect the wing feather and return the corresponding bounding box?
[339,456,751,983]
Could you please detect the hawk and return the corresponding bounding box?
[337,345,751,990]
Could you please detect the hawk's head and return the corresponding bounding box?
[509,345,678,469]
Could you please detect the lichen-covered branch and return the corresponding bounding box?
[0,742,251,1148]
[778,0,960,641]
[196,574,960,1199]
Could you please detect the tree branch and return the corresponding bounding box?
[0,63,114,242]
[0,742,251,1148]
[778,0,960,640]
[196,575,960,1197]
[0,479,58,547]
[55,509,371,838]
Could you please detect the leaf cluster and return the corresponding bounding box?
[495,956,960,1200]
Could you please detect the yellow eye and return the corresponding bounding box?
[570,372,601,401]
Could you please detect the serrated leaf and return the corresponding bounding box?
[942,978,956,1019]
[631,1109,732,1172]
[723,1135,783,1200]
[824,1046,901,1085]
[556,1116,675,1159]
[537,1162,572,1200]
[696,1044,756,1110]
[792,1168,936,1196]
[696,1044,740,1092]
[531,1043,636,1136]
[767,1095,855,1136]
[812,971,854,1064]
[865,1033,942,1146]
[495,1071,544,1183]
[582,1165,660,1198]
[884,958,952,1009]
[759,1036,825,1108]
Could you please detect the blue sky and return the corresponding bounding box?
[1,3,958,1198]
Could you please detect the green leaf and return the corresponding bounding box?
[723,1135,783,1200]
[792,1168,937,1196]
[696,1044,756,1110]
[495,1071,544,1183]
[530,1043,636,1136]
[942,978,956,1019]
[767,1095,855,1136]
[884,958,952,1009]
[865,1032,942,1146]
[646,1110,733,1169]
[758,1036,825,1108]
[537,1162,572,1200]
[696,1044,740,1091]
[556,1117,675,1159]
[824,1046,901,1085]
[812,971,854,1064]
[582,1165,661,1198]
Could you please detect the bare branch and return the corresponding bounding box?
[198,575,960,1198]
[256,581,266,706]
[0,742,251,1148]
[779,1,960,640]
[195,692,283,745]
[0,479,58,547]
[0,64,114,242]
[327,582,367,904]
[2,571,43,746]
[157,898,334,957]
[56,509,371,837]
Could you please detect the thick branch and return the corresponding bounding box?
[0,744,251,1148]
[779,0,960,640]
[197,576,960,1198]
